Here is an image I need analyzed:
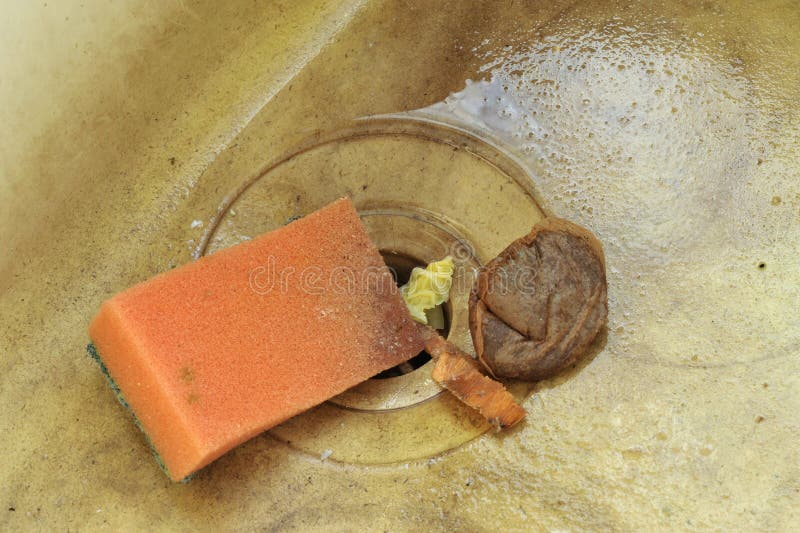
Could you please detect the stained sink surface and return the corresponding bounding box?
[1,1,799,530]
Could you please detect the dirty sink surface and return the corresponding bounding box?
[1,1,799,531]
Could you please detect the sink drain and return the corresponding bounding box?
[371,251,446,380]
[200,117,545,464]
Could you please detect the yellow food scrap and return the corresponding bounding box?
[400,256,454,324]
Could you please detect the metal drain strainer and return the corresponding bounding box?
[200,117,545,463]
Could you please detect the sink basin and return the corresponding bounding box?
[1,1,798,530]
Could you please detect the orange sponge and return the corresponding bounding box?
[89,198,424,481]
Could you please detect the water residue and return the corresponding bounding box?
[403,5,799,368]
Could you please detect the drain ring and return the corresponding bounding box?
[201,116,545,464]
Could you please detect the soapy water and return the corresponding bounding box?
[396,13,799,368]
[414,23,756,263]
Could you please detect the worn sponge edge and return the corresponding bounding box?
[88,198,425,481]
[86,343,187,481]
[90,297,204,481]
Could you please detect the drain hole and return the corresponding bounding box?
[374,251,451,379]
[375,351,432,379]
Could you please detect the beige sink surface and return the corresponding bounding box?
[1,1,798,530]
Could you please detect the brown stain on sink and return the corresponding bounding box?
[2,0,799,530]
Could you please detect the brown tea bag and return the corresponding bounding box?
[470,217,608,381]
